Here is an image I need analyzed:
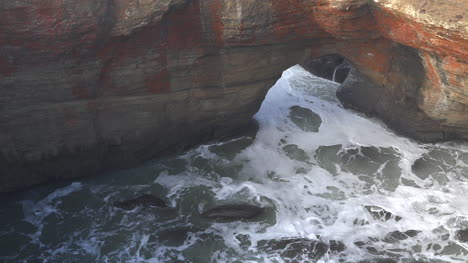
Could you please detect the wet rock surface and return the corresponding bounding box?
[315,145,402,191]
[113,194,167,210]
[289,106,322,132]
[209,137,254,160]
[208,120,258,160]
[411,148,468,184]
[201,204,264,221]
[282,144,310,163]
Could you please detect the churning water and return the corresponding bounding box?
[1,66,468,263]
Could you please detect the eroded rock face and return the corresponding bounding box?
[0,0,467,191]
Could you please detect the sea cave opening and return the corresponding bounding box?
[1,54,468,263]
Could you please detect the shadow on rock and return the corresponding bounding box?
[113,194,167,210]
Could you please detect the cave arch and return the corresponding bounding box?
[301,54,350,84]
[0,0,466,192]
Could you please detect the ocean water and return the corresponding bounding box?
[1,66,467,263]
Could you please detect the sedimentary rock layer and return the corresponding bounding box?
[0,0,467,191]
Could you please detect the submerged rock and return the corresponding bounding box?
[208,137,254,160]
[364,206,402,222]
[339,146,400,174]
[357,259,397,263]
[258,238,346,261]
[156,226,202,247]
[384,230,420,243]
[201,204,264,221]
[113,194,167,210]
[411,148,468,183]
[282,144,310,163]
[438,241,468,256]
[329,240,347,252]
[289,106,322,132]
[315,144,342,175]
[315,145,402,191]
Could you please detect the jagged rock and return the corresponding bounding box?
[113,194,167,210]
[0,0,467,191]
[201,204,264,221]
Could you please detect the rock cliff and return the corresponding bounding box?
[1,0,467,191]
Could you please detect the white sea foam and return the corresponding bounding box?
[147,66,468,262]
[1,66,467,263]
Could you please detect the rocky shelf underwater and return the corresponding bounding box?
[1,66,468,263]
